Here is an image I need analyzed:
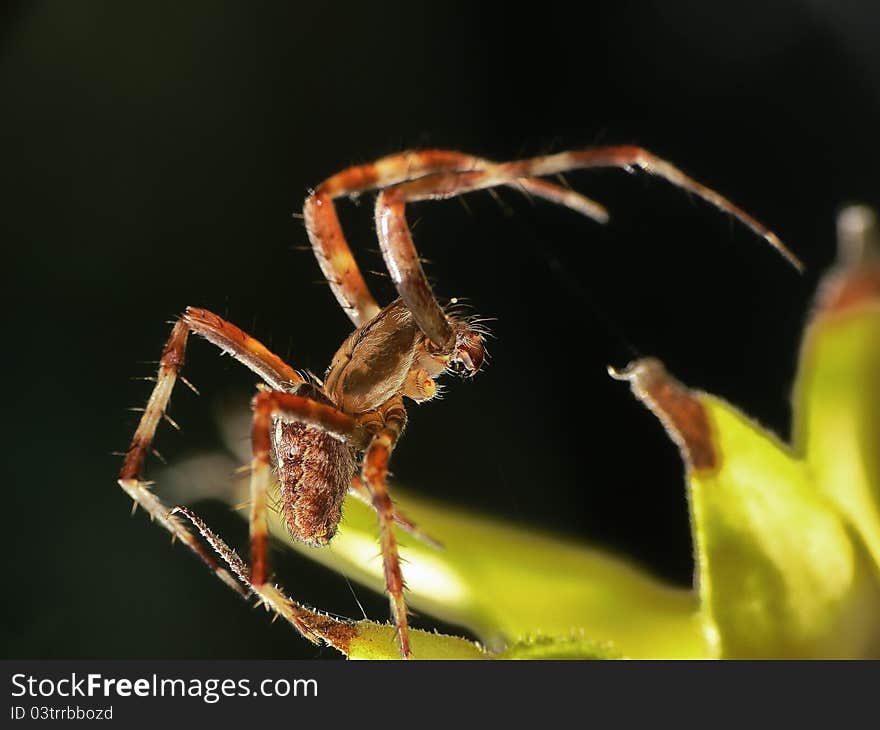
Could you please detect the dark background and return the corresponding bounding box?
[3,1,879,658]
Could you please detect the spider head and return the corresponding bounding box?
[448,325,485,377]
[418,304,488,379]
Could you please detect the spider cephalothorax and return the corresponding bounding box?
[119,146,798,658]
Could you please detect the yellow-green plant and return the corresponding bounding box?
[163,205,880,659]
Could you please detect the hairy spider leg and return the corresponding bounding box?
[120,307,305,480]
[348,476,442,549]
[304,149,609,328]
[360,397,411,658]
[182,307,308,391]
[118,307,307,593]
[374,145,803,348]
[171,505,331,644]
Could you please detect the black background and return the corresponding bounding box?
[3,1,880,659]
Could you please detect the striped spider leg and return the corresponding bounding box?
[304,149,611,327]
[304,146,799,347]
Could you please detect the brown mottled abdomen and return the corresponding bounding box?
[270,397,356,547]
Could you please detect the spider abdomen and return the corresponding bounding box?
[271,418,355,547]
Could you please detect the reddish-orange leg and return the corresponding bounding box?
[348,475,442,549]
[119,309,309,589]
[372,145,802,348]
[304,149,609,327]
[119,308,305,591]
[359,399,410,656]
[120,307,306,485]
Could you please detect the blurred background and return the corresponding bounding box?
[3,0,880,658]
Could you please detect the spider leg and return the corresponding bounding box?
[171,505,329,645]
[304,149,608,328]
[374,145,802,348]
[360,398,411,658]
[348,476,442,549]
[181,307,306,391]
[118,307,306,589]
[248,390,367,586]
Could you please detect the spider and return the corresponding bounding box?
[118,146,798,659]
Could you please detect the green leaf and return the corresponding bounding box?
[345,622,487,660]
[615,359,880,658]
[612,206,880,657]
[495,635,622,660]
[270,491,703,659]
[343,625,617,660]
[792,205,880,571]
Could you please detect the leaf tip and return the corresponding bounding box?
[610,358,717,472]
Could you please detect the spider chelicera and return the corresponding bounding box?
[118,146,798,658]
